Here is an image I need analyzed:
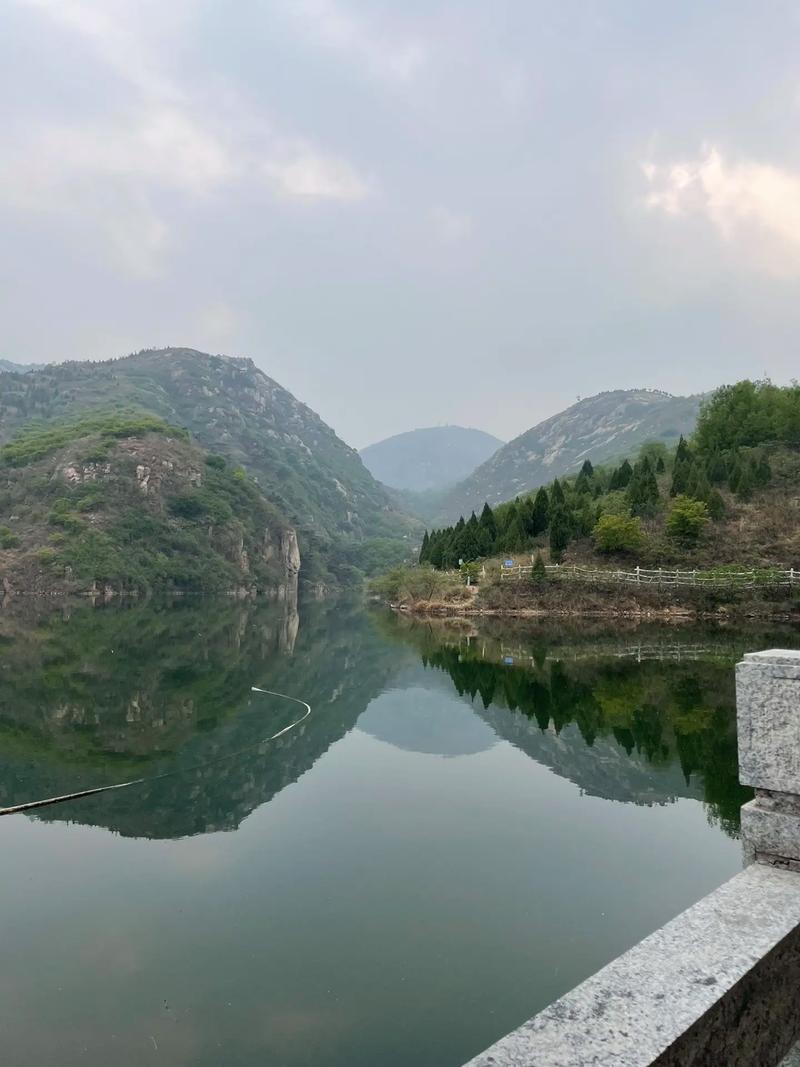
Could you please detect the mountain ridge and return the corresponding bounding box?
[436,388,705,522]
[0,348,418,584]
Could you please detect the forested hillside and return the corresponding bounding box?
[420,381,800,571]
[436,389,704,523]
[0,349,418,585]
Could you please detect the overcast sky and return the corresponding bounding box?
[2,2,800,447]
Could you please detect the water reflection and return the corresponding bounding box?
[0,599,792,841]
[0,597,405,837]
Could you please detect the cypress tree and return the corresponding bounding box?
[675,435,691,464]
[419,531,429,564]
[479,502,497,541]
[549,506,571,561]
[655,455,666,474]
[580,459,594,477]
[531,487,550,534]
[627,457,660,516]
[707,490,726,521]
[550,478,565,505]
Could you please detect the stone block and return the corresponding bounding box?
[736,650,800,793]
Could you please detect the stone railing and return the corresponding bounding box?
[464,649,800,1067]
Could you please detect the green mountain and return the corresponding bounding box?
[360,425,504,492]
[0,348,417,585]
[0,412,300,596]
[436,389,704,522]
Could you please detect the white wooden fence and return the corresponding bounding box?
[498,563,800,588]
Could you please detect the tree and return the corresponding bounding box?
[592,514,645,554]
[580,459,594,477]
[707,490,725,521]
[531,487,549,535]
[530,552,547,583]
[549,506,571,561]
[609,459,633,490]
[550,478,565,506]
[419,531,429,564]
[626,457,660,517]
[666,496,709,544]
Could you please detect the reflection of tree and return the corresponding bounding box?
[379,612,765,836]
[0,597,403,839]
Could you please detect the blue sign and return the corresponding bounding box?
[503,655,514,665]
[503,559,514,568]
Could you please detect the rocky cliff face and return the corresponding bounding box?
[0,419,300,596]
[437,389,705,521]
[0,349,419,581]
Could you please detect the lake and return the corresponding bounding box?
[0,597,794,1066]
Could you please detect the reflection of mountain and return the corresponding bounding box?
[0,598,407,839]
[474,706,701,806]
[376,612,764,835]
[357,666,497,757]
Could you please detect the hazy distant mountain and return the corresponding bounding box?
[0,359,34,374]
[360,425,504,492]
[437,389,704,521]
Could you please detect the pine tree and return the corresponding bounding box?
[655,455,666,474]
[707,490,726,521]
[479,502,497,541]
[580,459,594,477]
[670,459,691,497]
[530,552,547,583]
[419,531,429,564]
[707,452,727,485]
[549,506,570,561]
[675,435,691,464]
[550,478,565,505]
[627,457,660,517]
[531,487,549,535]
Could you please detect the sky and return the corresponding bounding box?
[2,1,800,448]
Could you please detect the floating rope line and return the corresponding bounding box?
[0,687,311,818]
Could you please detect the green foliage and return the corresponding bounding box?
[626,457,660,517]
[666,496,709,544]
[0,526,19,549]
[592,514,645,554]
[0,411,185,467]
[530,552,547,583]
[695,380,800,453]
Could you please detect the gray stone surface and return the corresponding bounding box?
[737,650,800,794]
[742,796,800,868]
[464,864,800,1067]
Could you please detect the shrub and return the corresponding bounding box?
[592,513,645,554]
[0,526,19,549]
[666,496,709,544]
[530,552,547,583]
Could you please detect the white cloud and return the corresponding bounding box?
[264,144,371,201]
[643,145,800,276]
[282,0,427,83]
[5,0,373,275]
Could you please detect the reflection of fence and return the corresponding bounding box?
[499,563,800,588]
[495,643,716,665]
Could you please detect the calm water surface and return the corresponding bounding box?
[0,598,794,1066]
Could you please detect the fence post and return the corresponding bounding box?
[693,569,697,586]
[636,565,640,584]
[518,564,522,580]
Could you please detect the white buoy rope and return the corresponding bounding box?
[0,687,311,818]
